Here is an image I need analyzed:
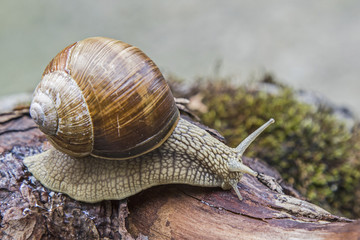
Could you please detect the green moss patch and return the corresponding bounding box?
[169,75,360,218]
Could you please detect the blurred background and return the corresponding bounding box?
[1,0,359,116]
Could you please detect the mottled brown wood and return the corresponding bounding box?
[127,184,359,240]
[0,108,359,240]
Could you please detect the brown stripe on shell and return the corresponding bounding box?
[42,42,77,76]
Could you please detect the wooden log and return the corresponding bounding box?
[0,108,359,240]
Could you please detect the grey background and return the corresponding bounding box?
[1,0,359,115]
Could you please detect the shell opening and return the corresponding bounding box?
[30,91,58,136]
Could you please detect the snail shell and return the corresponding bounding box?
[30,37,179,159]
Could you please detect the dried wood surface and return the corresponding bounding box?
[0,108,359,240]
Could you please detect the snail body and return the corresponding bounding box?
[24,37,274,203]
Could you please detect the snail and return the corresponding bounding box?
[24,37,274,203]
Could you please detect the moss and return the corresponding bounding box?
[169,75,360,219]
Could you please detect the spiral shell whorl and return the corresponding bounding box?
[30,92,58,136]
[31,71,93,157]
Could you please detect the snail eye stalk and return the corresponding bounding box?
[235,118,275,156]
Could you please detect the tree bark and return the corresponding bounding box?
[0,107,359,240]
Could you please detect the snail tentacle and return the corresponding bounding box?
[235,118,275,155]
